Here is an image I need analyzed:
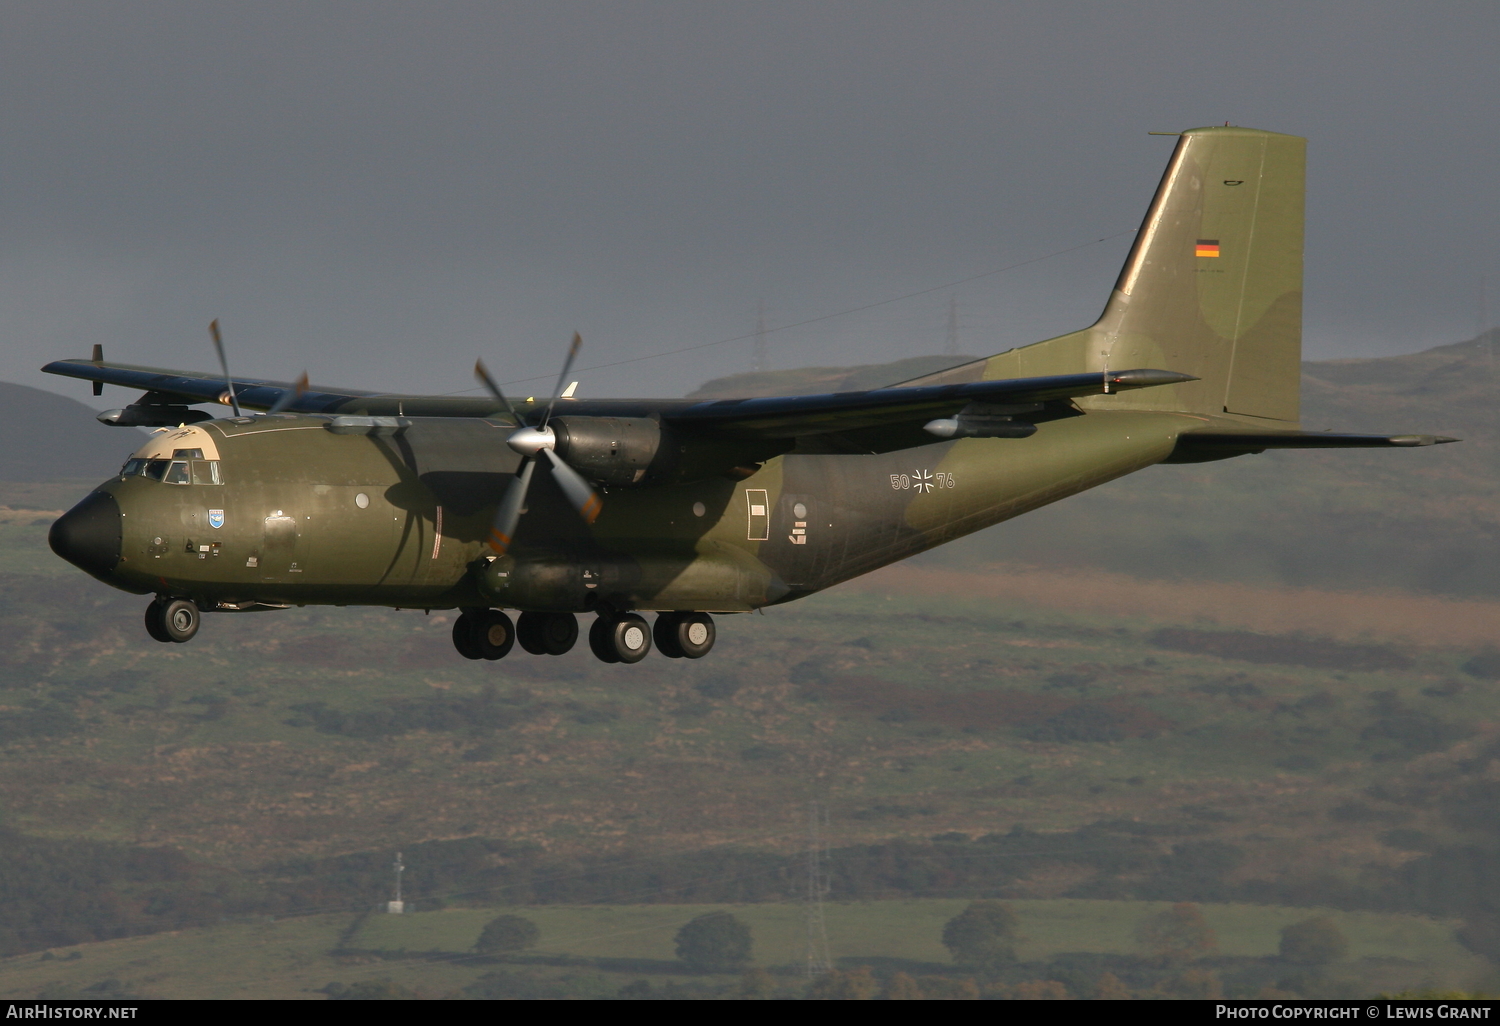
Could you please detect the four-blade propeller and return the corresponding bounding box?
[208,319,599,557]
[475,333,601,555]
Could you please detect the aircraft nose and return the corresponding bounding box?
[49,491,123,579]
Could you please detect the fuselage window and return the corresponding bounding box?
[164,461,191,485]
[191,460,223,485]
[142,459,171,481]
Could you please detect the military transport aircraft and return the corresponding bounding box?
[44,126,1454,665]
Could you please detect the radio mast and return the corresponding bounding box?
[801,801,832,977]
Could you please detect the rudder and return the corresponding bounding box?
[905,127,1306,423]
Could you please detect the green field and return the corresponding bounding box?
[0,898,1477,999]
[352,900,1472,967]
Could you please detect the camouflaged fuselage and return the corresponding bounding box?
[83,407,1193,614]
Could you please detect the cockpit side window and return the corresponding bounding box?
[163,461,191,485]
[191,460,223,485]
[142,459,171,481]
[121,458,146,478]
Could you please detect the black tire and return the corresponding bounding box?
[160,598,199,643]
[607,613,652,664]
[588,615,621,663]
[654,613,685,658]
[673,612,715,659]
[452,612,483,660]
[538,613,578,655]
[516,611,548,655]
[474,609,515,660]
[144,600,173,643]
[517,611,577,656]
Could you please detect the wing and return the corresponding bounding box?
[42,359,383,412]
[43,358,1193,429]
[661,369,1194,436]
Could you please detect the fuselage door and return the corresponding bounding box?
[261,510,301,579]
[745,488,770,542]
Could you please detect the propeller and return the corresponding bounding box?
[265,372,309,415]
[209,319,241,417]
[474,333,602,556]
[209,320,308,417]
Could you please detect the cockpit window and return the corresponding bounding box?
[128,456,222,483]
[173,448,204,460]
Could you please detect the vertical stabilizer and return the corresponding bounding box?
[903,127,1306,422]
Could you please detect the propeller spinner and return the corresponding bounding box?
[475,334,602,555]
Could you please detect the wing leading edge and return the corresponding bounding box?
[41,358,1194,435]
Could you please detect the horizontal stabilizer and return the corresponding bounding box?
[1168,430,1458,463]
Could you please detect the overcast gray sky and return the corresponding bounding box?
[2,1,1496,403]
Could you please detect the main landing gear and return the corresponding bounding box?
[452,608,516,660]
[653,612,716,659]
[449,609,717,664]
[145,597,199,643]
[585,611,718,663]
[516,611,579,656]
[588,613,652,664]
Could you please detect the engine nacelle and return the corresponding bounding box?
[550,416,667,487]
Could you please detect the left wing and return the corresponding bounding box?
[42,359,381,413]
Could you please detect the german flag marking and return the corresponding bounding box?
[1195,239,1221,258]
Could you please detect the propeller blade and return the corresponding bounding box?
[474,359,522,424]
[266,372,309,415]
[209,319,241,417]
[486,458,536,555]
[540,447,603,524]
[540,332,582,429]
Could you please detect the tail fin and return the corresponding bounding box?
[906,127,1305,422]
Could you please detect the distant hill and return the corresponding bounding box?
[0,382,144,482]
[689,334,1500,599]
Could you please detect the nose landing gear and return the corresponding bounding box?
[145,598,199,643]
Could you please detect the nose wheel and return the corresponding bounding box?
[145,598,199,643]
